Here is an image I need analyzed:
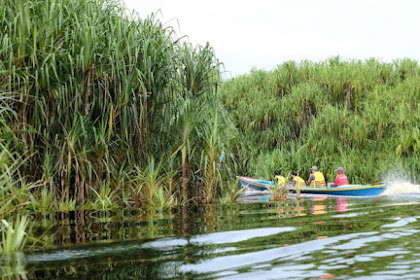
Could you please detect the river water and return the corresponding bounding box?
[2,181,420,279]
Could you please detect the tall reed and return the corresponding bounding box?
[1,0,228,207]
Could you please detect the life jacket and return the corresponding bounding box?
[275,175,286,187]
[293,176,306,187]
[310,171,326,187]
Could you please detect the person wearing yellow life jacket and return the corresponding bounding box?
[291,171,306,187]
[274,169,286,188]
[307,166,326,187]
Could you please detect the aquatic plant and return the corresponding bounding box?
[218,181,244,204]
[89,184,118,211]
[55,197,77,212]
[28,187,54,213]
[0,216,28,254]
[130,159,166,207]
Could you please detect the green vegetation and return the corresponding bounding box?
[220,58,420,183]
[0,0,419,248]
[0,216,28,254]
[0,0,234,222]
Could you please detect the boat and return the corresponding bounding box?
[237,176,387,196]
[237,176,274,191]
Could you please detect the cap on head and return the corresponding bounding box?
[310,166,318,171]
[336,167,344,172]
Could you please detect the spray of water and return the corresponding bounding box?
[382,172,420,195]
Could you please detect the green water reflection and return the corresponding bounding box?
[3,194,420,279]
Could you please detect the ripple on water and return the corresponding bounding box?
[333,227,419,251]
[381,217,419,228]
[217,264,322,280]
[26,227,296,264]
[142,226,296,250]
[179,231,375,274]
[15,196,420,279]
[331,212,367,218]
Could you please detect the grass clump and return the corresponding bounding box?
[0,216,29,255]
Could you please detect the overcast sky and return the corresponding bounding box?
[123,0,420,77]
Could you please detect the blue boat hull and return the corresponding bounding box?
[237,176,274,191]
[237,176,386,196]
[287,185,386,196]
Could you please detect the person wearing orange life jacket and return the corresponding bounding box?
[307,166,326,187]
[333,167,349,186]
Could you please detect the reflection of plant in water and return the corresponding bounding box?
[205,205,216,233]
[293,200,306,216]
[0,252,27,279]
[274,201,289,218]
[5,200,414,279]
[272,186,288,201]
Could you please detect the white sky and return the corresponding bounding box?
[123,0,420,77]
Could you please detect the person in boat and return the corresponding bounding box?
[274,169,286,188]
[333,167,349,186]
[291,171,306,187]
[307,166,326,187]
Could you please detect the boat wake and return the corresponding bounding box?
[379,172,420,196]
[382,180,420,195]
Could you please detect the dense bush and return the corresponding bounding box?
[220,58,420,183]
[0,0,233,210]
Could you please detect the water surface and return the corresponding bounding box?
[2,182,420,279]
